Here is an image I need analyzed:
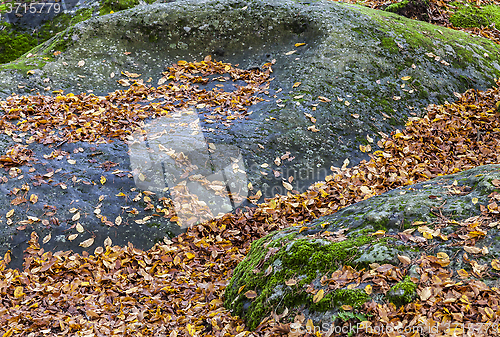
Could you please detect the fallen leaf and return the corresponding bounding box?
[72,212,81,221]
[244,290,257,299]
[104,237,112,247]
[42,233,51,244]
[313,289,324,303]
[79,237,94,248]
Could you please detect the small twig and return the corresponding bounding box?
[55,139,68,148]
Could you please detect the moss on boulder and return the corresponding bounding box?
[225,164,500,329]
[385,276,417,307]
[450,3,500,28]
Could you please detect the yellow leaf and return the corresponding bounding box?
[6,209,14,218]
[299,226,308,233]
[457,269,469,278]
[185,252,195,260]
[341,305,352,310]
[313,289,324,303]
[29,194,38,204]
[268,199,277,209]
[401,76,411,81]
[238,285,246,294]
[2,328,13,337]
[14,286,24,298]
[364,284,372,295]
[306,319,315,331]
[371,230,386,236]
[67,234,78,241]
[79,237,94,248]
[292,82,302,88]
[295,43,306,47]
[100,176,106,185]
[472,197,478,204]
[492,259,500,270]
[186,323,196,336]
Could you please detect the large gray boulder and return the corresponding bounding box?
[224,164,500,329]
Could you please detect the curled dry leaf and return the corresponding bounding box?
[397,254,411,265]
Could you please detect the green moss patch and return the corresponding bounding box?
[385,276,417,307]
[0,8,94,65]
[224,229,385,330]
[0,23,38,64]
[450,3,500,28]
[99,0,156,15]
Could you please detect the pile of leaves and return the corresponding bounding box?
[0,56,272,146]
[0,63,500,336]
[0,56,272,232]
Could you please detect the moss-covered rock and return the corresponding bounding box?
[385,276,417,307]
[225,164,500,329]
[450,3,500,28]
[0,23,38,64]
[385,0,430,21]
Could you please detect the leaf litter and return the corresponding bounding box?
[1,46,500,337]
